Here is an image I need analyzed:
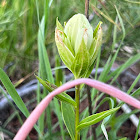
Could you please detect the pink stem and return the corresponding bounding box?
[14,78,140,140]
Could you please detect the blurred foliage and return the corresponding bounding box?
[0,0,139,75]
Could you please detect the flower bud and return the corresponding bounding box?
[55,13,102,79]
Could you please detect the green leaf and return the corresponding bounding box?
[38,16,53,136]
[38,16,54,83]
[77,107,120,131]
[115,5,125,39]
[0,68,29,117]
[127,73,140,94]
[0,68,42,136]
[119,137,127,140]
[55,27,75,71]
[64,35,75,56]
[87,24,102,76]
[56,43,75,71]
[100,97,115,140]
[53,98,65,140]
[56,18,75,56]
[71,39,89,78]
[93,21,102,38]
[101,116,110,140]
[90,25,102,64]
[56,17,64,31]
[89,38,96,58]
[84,60,96,78]
[61,94,75,140]
[36,75,76,108]
[131,87,140,97]
[134,117,140,140]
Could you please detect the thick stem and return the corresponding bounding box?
[75,85,80,140]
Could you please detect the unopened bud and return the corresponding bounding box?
[55,14,102,78]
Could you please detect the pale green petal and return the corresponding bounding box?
[63,35,75,56]
[55,28,75,69]
[93,21,102,38]
[89,38,96,57]
[64,14,93,54]
[91,30,102,66]
[71,39,89,78]
[56,18,75,56]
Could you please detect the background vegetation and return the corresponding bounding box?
[0,0,140,139]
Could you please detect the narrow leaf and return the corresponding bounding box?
[0,68,29,117]
[77,107,120,131]
[107,53,140,83]
[61,95,75,140]
[36,75,76,108]
[0,68,41,135]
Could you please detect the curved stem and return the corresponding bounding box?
[75,85,80,140]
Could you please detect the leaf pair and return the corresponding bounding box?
[36,75,76,108]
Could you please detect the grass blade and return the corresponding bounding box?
[0,68,29,117]
[127,73,140,94]
[134,117,140,140]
